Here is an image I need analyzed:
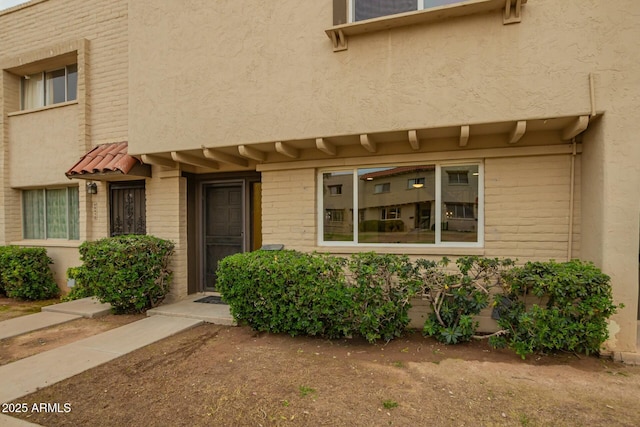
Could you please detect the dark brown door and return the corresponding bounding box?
[204,183,244,291]
[110,181,146,236]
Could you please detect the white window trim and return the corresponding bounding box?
[327,0,526,52]
[349,0,459,23]
[318,160,484,248]
[21,64,77,110]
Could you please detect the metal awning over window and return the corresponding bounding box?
[66,141,151,181]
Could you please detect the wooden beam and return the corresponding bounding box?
[360,134,376,153]
[171,151,219,169]
[408,130,420,150]
[202,148,248,167]
[562,115,589,140]
[141,154,177,168]
[274,141,299,159]
[508,120,527,144]
[459,125,470,147]
[315,138,336,156]
[238,145,266,162]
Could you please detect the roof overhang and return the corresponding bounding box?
[133,113,597,174]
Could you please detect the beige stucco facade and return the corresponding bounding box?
[1,0,638,358]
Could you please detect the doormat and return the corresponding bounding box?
[193,295,226,304]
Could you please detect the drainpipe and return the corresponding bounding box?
[567,138,577,261]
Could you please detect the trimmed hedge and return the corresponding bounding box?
[73,235,174,313]
[0,246,59,300]
[217,250,352,338]
[217,251,620,357]
[217,251,418,342]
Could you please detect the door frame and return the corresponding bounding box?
[199,179,246,292]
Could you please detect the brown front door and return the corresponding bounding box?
[110,181,146,236]
[203,183,244,291]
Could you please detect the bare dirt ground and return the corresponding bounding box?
[5,320,640,427]
[0,297,59,322]
[0,315,144,366]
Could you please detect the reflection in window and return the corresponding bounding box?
[329,185,343,195]
[447,170,469,184]
[359,166,434,244]
[323,172,354,242]
[321,163,481,246]
[374,182,391,194]
[441,165,479,242]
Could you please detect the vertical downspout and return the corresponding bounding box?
[567,73,597,261]
[567,139,577,261]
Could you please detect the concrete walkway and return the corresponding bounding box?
[0,295,236,425]
[0,297,110,340]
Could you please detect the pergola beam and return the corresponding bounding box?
[408,130,420,150]
[238,145,266,161]
[275,141,299,159]
[562,115,589,140]
[203,148,248,167]
[508,120,527,144]
[141,154,177,168]
[171,151,219,169]
[316,138,336,156]
[360,134,377,153]
[459,125,470,147]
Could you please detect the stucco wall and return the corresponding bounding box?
[8,105,79,187]
[0,0,128,145]
[128,0,604,154]
[0,0,129,288]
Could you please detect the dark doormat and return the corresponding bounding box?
[193,295,226,304]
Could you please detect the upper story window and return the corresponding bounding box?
[21,64,77,110]
[447,170,469,184]
[351,0,464,22]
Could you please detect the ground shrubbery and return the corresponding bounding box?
[0,246,59,300]
[217,251,418,342]
[489,260,621,358]
[217,251,621,357]
[71,235,174,313]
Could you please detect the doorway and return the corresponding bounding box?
[203,182,244,291]
[110,181,146,236]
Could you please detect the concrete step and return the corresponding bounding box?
[41,297,111,318]
[147,294,235,326]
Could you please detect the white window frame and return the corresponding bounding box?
[21,64,78,110]
[348,0,465,23]
[318,160,484,248]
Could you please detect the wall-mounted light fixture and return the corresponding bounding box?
[86,182,98,195]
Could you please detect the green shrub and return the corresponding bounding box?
[0,246,59,300]
[217,250,352,338]
[489,260,621,358]
[74,235,174,313]
[418,256,514,344]
[347,252,418,342]
[62,266,96,302]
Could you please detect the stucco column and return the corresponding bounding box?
[145,167,188,302]
[582,118,640,354]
